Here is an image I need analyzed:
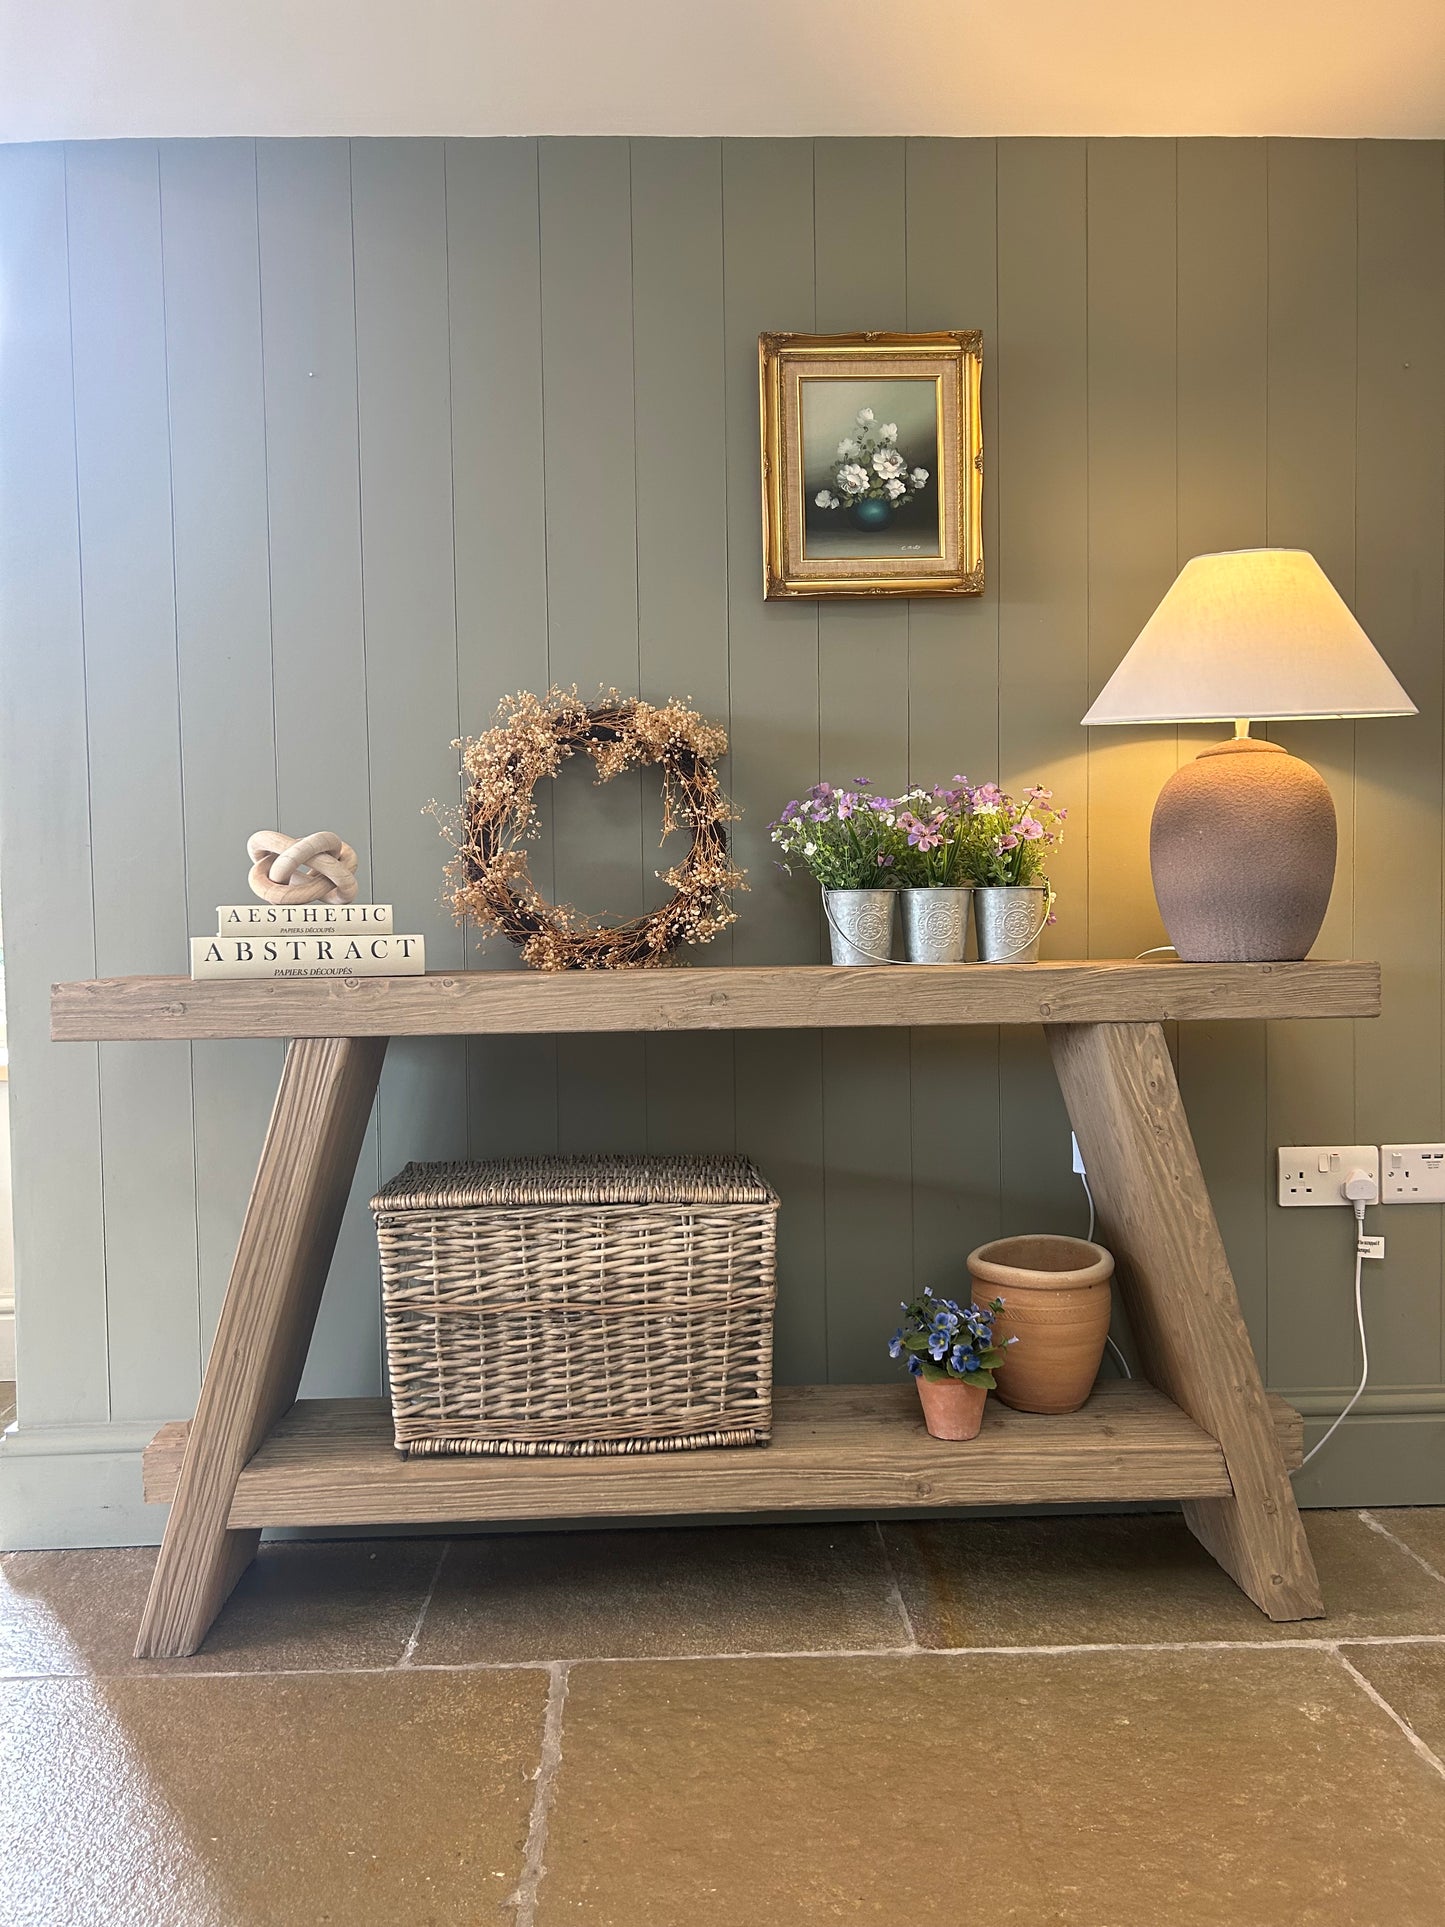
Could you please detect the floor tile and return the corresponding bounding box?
[1368,1508,1445,1581]
[414,1522,905,1664]
[540,1649,1445,1926]
[0,1667,544,1927]
[883,1508,1445,1647]
[1341,1643,1445,1761]
[0,1538,445,1676]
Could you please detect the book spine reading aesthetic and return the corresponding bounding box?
[190,934,425,980]
[215,903,395,935]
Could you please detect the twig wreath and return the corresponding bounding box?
[440,687,744,971]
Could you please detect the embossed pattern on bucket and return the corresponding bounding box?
[901,888,971,964]
[823,888,897,965]
[974,885,1049,963]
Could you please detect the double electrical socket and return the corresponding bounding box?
[1278,1143,1445,1206]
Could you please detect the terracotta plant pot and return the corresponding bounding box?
[915,1374,988,1441]
[966,1234,1114,1415]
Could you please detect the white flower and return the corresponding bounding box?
[911,467,929,488]
[837,463,870,495]
[872,448,905,480]
[814,489,839,509]
[836,437,859,458]
[885,477,905,499]
[803,842,817,857]
[856,407,874,424]
[880,422,898,441]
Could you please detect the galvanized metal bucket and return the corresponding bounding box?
[901,887,972,964]
[974,885,1051,963]
[822,888,898,966]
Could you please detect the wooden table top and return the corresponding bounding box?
[51,959,1380,1041]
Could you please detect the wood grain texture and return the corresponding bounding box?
[135,1035,386,1657]
[141,1381,1306,1524]
[51,961,1380,1043]
[1049,1020,1323,1619]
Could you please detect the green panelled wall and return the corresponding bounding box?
[2,137,1443,1545]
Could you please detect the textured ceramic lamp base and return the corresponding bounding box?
[1150,738,1337,963]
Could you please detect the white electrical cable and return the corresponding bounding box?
[1134,944,1178,960]
[1296,1200,1372,1473]
[1079,1166,1133,1379]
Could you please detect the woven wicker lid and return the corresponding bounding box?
[371,1154,778,1214]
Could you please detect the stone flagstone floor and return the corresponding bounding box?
[2,1385,1444,1924]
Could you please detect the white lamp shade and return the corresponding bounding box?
[1082,549,1417,726]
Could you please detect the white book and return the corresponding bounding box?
[190,934,425,980]
[216,902,394,935]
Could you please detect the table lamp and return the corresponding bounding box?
[1082,549,1416,962]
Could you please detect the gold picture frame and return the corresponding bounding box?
[759,330,983,600]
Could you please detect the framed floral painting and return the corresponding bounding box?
[758,330,983,599]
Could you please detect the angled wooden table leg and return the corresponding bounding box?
[135,1034,387,1658]
[1048,1020,1323,1622]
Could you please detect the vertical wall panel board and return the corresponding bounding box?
[722,138,825,1381]
[813,138,914,1381]
[0,145,108,1424]
[904,138,1003,1296]
[631,138,736,1155]
[1353,141,1445,1387]
[1173,141,1271,1357]
[445,138,560,1159]
[352,139,467,1220]
[538,138,647,1152]
[257,140,380,1397]
[159,140,284,1372]
[1084,140,1178,962]
[65,143,200,1421]
[995,141,1090,1240]
[1264,141,1361,1395]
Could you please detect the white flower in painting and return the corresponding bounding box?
[880,422,898,441]
[836,437,859,458]
[814,489,840,509]
[910,467,929,488]
[885,477,906,499]
[837,463,870,495]
[856,407,874,424]
[872,448,905,480]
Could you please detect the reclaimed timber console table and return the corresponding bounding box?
[50,959,1380,1658]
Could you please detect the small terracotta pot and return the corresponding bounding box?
[915,1374,988,1441]
[967,1234,1114,1415]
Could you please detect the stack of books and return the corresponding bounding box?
[190,903,426,980]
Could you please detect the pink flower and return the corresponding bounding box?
[999,831,1019,851]
[1018,815,1046,841]
[973,782,1003,809]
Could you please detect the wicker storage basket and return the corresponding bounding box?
[372,1155,779,1457]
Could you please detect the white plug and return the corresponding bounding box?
[1071,1132,1087,1177]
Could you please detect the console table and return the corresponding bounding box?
[50,959,1379,1658]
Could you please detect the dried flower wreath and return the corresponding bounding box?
[440,687,744,971]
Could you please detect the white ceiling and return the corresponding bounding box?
[4,0,1445,143]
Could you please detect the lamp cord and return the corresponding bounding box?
[1295,1199,1372,1472]
[1080,1167,1133,1381]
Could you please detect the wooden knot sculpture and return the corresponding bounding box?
[246,830,359,905]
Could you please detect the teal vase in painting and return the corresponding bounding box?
[847,497,893,534]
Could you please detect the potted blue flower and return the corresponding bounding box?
[889,1289,1013,1439]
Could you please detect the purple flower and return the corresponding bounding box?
[999,831,1019,852]
[876,851,895,867]
[868,795,895,814]
[974,782,1003,809]
[1018,815,1046,842]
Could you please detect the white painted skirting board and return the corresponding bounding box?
[5,1393,1445,1551]
[0,1302,14,1381]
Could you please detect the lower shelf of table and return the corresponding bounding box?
[143,1382,1303,1529]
